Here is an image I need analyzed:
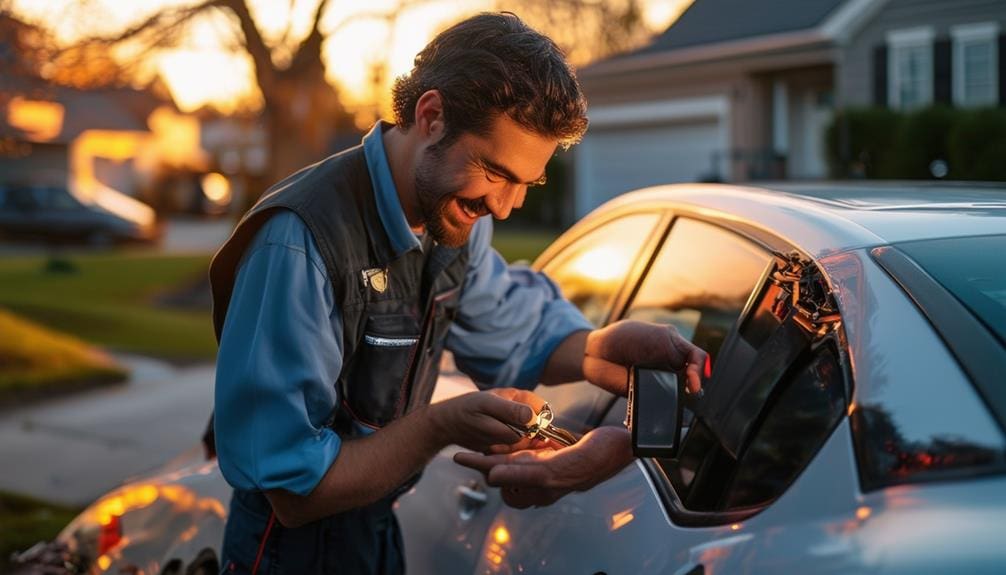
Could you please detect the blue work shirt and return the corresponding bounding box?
[214,123,592,496]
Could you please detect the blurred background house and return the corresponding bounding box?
[574,0,1006,218]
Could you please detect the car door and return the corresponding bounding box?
[396,210,665,575]
[472,216,856,574]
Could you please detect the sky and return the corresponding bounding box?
[10,0,694,114]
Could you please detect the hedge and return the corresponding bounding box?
[826,106,1006,181]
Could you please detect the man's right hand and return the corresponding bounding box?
[429,388,545,452]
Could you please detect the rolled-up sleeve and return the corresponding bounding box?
[214,212,343,496]
[447,217,592,389]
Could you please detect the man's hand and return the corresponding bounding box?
[453,426,634,508]
[429,388,544,452]
[584,320,709,396]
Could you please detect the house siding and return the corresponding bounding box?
[839,0,1006,107]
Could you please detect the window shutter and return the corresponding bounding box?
[934,37,952,105]
[999,34,1006,107]
[873,44,888,107]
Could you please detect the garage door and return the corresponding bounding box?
[575,119,725,217]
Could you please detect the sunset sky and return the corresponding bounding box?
[10,0,693,114]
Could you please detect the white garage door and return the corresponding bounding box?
[575,118,725,217]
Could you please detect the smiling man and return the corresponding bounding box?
[209,12,706,575]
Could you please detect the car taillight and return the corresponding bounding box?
[97,515,122,555]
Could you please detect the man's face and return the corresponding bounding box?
[414,115,557,248]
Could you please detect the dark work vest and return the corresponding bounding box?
[208,143,469,442]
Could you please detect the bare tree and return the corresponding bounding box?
[10,0,654,204]
[29,0,423,203]
[494,0,651,65]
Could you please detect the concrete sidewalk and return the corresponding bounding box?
[0,355,215,507]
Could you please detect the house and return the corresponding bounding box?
[573,0,1006,217]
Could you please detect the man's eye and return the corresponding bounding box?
[483,169,505,183]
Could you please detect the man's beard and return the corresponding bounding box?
[414,148,487,248]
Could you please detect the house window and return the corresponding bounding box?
[887,27,934,110]
[952,23,1000,108]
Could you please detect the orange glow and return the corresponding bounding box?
[202,172,232,204]
[608,510,636,532]
[6,97,65,142]
[848,402,857,416]
[571,247,631,283]
[856,506,872,521]
[730,523,742,531]
[96,554,112,570]
[493,525,511,545]
[146,106,209,170]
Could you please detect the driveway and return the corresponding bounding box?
[0,355,215,507]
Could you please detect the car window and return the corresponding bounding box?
[722,344,846,508]
[43,187,80,210]
[624,217,773,368]
[534,212,661,429]
[6,188,39,210]
[541,212,661,327]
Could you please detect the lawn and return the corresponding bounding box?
[0,252,216,362]
[0,491,81,573]
[492,228,558,264]
[0,308,128,403]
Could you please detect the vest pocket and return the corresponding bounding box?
[345,314,420,427]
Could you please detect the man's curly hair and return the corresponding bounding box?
[392,12,588,150]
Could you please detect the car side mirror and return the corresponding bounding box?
[626,366,683,458]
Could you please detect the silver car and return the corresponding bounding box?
[18,182,1006,574]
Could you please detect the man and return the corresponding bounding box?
[211,12,708,575]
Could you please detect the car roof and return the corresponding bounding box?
[600,181,1006,258]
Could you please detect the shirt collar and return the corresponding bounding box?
[363,121,423,256]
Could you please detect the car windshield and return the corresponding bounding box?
[898,234,1006,347]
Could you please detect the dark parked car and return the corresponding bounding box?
[12,182,1006,574]
[0,182,161,246]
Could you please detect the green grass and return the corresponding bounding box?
[0,308,128,401]
[492,228,558,263]
[0,252,216,361]
[0,490,81,572]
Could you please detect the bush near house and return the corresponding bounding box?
[826,106,1006,181]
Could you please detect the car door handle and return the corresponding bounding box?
[456,483,488,520]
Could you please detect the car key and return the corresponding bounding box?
[508,403,578,447]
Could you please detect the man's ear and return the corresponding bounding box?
[414,90,446,144]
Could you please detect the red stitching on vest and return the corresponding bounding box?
[251,511,276,575]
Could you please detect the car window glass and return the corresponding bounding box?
[541,213,661,327]
[44,188,79,210]
[898,234,1006,346]
[722,344,846,509]
[624,218,772,368]
[8,188,38,210]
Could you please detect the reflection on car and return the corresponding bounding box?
[0,182,161,246]
[15,182,1006,574]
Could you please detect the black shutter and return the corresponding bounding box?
[999,34,1006,107]
[934,37,952,105]
[873,44,888,107]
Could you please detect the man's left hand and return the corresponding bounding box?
[453,426,633,508]
[584,320,709,396]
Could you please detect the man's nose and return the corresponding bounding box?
[486,185,524,220]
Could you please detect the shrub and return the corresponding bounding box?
[826,106,1006,181]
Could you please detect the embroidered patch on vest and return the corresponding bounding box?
[361,267,389,293]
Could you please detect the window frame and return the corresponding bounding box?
[887,27,935,110]
[535,207,672,328]
[951,22,1000,108]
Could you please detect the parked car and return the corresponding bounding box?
[14,182,1006,574]
[0,182,161,246]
